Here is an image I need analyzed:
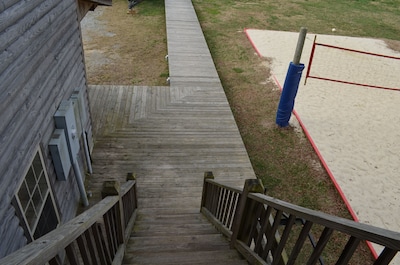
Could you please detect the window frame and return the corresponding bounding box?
[13,148,61,241]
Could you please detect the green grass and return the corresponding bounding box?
[191,1,399,261]
[193,0,400,207]
[134,0,165,16]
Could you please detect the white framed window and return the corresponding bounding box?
[14,149,60,241]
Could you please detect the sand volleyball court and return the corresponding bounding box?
[245,29,400,262]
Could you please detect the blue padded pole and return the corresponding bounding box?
[275,62,305,127]
[275,27,307,127]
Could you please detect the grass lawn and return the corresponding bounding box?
[191,0,400,205]
[191,1,400,263]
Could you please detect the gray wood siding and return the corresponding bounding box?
[0,0,92,257]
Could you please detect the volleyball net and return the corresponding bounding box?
[305,36,400,91]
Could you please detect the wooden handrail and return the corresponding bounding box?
[200,173,400,265]
[0,179,138,265]
[248,193,400,251]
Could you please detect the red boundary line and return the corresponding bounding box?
[308,40,400,91]
[271,75,358,220]
[271,75,378,259]
[243,28,378,258]
[244,28,263,57]
[307,75,400,92]
[316,42,400,60]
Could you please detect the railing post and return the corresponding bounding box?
[127,172,138,210]
[201,171,215,211]
[102,181,125,245]
[230,179,265,248]
[123,172,138,244]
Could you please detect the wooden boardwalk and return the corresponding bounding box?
[86,0,255,263]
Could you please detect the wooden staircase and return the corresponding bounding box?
[87,81,253,264]
[124,210,247,264]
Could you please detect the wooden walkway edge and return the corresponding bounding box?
[86,0,256,263]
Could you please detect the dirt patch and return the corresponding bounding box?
[385,38,400,53]
[81,0,168,86]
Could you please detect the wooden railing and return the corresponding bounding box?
[0,175,138,265]
[201,172,400,265]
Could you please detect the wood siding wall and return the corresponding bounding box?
[0,0,92,258]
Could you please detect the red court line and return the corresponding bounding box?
[244,28,378,258]
[244,28,263,58]
[272,73,379,260]
[307,75,400,92]
[316,42,400,60]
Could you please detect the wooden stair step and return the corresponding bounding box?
[123,249,246,265]
[132,224,219,237]
[126,234,232,253]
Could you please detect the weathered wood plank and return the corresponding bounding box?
[0,0,60,51]
[0,27,81,147]
[0,0,69,76]
[0,37,84,192]
[126,233,232,252]
[0,0,20,13]
[0,0,44,32]
[0,0,96,258]
[123,250,247,265]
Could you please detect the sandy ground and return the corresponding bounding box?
[246,29,400,261]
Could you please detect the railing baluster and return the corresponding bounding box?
[222,189,233,226]
[373,247,398,265]
[261,210,284,260]
[254,205,273,255]
[272,213,296,265]
[335,236,361,265]
[84,228,100,264]
[307,227,334,265]
[216,187,225,220]
[209,184,217,214]
[65,242,80,265]
[96,223,113,264]
[206,182,213,211]
[103,210,114,255]
[122,188,131,228]
[287,220,313,265]
[216,187,222,218]
[110,206,119,253]
[91,223,108,265]
[115,204,125,245]
[76,233,92,265]
[221,188,229,221]
[246,201,264,248]
[227,192,239,230]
